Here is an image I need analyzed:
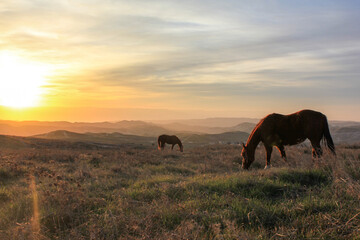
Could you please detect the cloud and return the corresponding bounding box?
[1,0,360,119]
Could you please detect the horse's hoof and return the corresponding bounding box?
[264,165,271,169]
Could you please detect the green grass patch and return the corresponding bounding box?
[187,174,301,200]
[0,187,12,203]
[271,169,331,186]
[0,193,33,230]
[156,207,184,230]
[132,175,181,189]
[127,188,161,202]
[147,164,195,176]
[0,168,12,182]
[1,145,359,239]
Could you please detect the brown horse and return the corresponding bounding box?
[158,134,183,152]
[241,109,335,169]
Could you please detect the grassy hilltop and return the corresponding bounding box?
[0,141,360,239]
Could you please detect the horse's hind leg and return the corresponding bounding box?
[276,145,287,162]
[161,142,165,150]
[310,140,323,158]
[313,147,323,157]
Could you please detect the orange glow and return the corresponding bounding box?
[0,51,52,108]
[30,174,40,236]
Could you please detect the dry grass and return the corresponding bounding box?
[0,143,360,239]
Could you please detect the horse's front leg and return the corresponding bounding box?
[171,144,175,150]
[264,144,273,169]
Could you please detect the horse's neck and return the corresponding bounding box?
[246,127,261,152]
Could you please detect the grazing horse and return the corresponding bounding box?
[241,109,335,169]
[158,134,183,152]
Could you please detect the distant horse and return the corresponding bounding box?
[158,135,183,152]
[241,109,335,169]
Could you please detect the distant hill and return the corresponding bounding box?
[34,130,249,147]
[158,122,257,134]
[158,122,216,134]
[0,118,257,137]
[331,124,360,144]
[1,123,359,151]
[181,131,249,145]
[1,118,359,144]
[227,122,257,133]
[0,134,128,150]
[0,135,32,149]
[0,120,172,137]
[35,130,155,145]
[153,117,259,128]
[329,121,360,128]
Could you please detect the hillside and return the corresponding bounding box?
[331,125,360,144]
[0,134,133,150]
[1,141,359,239]
[1,119,360,144]
[181,131,249,145]
[34,130,155,145]
[159,122,257,135]
[34,130,250,147]
[153,117,259,128]
[227,122,257,133]
[0,120,172,137]
[0,135,32,149]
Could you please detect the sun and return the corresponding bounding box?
[0,52,51,108]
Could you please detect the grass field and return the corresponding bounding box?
[0,143,360,239]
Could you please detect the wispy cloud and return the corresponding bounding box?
[1,0,360,120]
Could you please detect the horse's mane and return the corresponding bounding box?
[246,117,266,145]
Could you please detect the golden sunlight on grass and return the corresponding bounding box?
[0,51,52,108]
[30,174,40,237]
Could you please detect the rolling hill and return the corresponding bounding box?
[34,130,250,147]
[158,122,257,134]
[180,131,249,145]
[331,124,360,144]
[0,134,123,150]
[34,130,155,145]
[0,120,172,137]
[152,117,259,128]
[1,118,360,144]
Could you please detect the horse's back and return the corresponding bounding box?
[264,110,325,127]
[293,109,324,120]
[260,110,327,145]
[296,110,327,138]
[158,134,180,144]
[158,134,170,143]
[158,134,167,140]
[170,135,180,143]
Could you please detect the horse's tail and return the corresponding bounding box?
[157,136,161,150]
[323,116,336,155]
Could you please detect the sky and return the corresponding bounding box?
[0,0,359,122]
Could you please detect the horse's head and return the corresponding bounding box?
[241,143,253,169]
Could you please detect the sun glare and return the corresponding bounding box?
[0,52,51,108]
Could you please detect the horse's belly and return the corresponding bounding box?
[265,131,306,146]
[283,137,306,145]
